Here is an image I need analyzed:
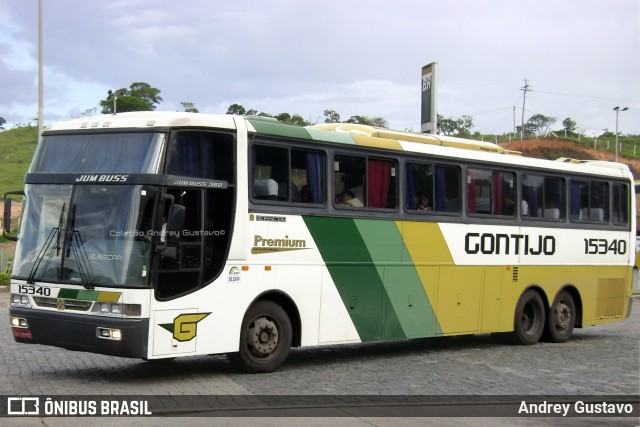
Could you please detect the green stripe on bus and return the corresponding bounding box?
[247,119,313,140]
[57,288,121,302]
[306,128,357,145]
[303,216,404,341]
[353,219,442,338]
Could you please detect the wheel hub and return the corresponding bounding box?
[554,302,571,330]
[248,316,279,358]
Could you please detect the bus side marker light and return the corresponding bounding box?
[242,266,249,271]
[265,266,272,271]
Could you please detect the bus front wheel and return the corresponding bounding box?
[511,289,545,345]
[230,300,292,373]
[545,290,576,343]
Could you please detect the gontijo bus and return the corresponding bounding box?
[4,112,634,372]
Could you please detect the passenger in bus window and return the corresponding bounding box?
[502,195,515,216]
[417,195,431,211]
[340,190,364,207]
[300,185,310,203]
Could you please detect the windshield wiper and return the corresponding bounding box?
[27,202,66,284]
[64,204,95,290]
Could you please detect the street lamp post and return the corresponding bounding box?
[613,106,628,162]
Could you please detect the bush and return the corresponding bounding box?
[0,273,9,286]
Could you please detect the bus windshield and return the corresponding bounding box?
[29,132,165,173]
[13,184,157,288]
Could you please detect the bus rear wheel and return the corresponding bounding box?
[545,290,576,343]
[230,300,292,373]
[511,289,545,345]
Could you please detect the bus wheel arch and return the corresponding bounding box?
[229,291,300,373]
[511,286,547,345]
[252,290,302,348]
[544,286,580,343]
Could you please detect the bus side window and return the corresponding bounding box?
[252,144,325,204]
[467,169,492,214]
[612,183,629,225]
[438,165,460,213]
[253,145,288,201]
[335,154,396,209]
[167,131,234,182]
[571,180,609,222]
[334,154,365,207]
[522,175,564,220]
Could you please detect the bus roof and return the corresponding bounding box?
[42,112,632,180]
[44,111,237,131]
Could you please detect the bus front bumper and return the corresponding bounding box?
[9,307,149,359]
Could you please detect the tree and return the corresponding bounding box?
[324,109,341,123]
[456,115,473,136]
[100,82,163,114]
[562,117,577,136]
[346,115,368,125]
[527,114,556,137]
[129,82,163,106]
[181,102,199,113]
[226,103,246,115]
[81,108,97,117]
[275,112,292,122]
[345,115,388,128]
[367,116,389,128]
[437,115,457,135]
[0,116,5,131]
[436,114,473,136]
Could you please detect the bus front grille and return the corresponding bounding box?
[33,297,92,312]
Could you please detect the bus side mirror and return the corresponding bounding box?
[3,191,24,242]
[156,192,185,252]
[166,204,186,237]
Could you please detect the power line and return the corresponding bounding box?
[531,89,640,105]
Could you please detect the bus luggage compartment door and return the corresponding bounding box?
[152,309,207,356]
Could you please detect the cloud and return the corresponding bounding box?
[0,0,638,134]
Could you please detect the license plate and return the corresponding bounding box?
[12,329,33,340]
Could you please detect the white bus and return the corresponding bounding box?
[5,112,635,372]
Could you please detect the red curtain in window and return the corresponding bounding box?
[368,159,392,208]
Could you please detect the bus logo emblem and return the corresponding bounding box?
[56,299,65,310]
[160,313,211,342]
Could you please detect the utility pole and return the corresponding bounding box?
[520,78,530,140]
[38,0,43,138]
[512,106,516,140]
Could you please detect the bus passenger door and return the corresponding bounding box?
[152,188,205,357]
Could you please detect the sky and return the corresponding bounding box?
[1,0,639,136]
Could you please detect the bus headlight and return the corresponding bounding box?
[10,294,31,307]
[99,303,121,314]
[94,303,141,317]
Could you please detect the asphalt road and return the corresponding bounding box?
[0,289,638,426]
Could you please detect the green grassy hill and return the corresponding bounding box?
[0,126,38,197]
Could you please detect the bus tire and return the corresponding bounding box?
[545,290,576,343]
[230,300,292,373]
[511,289,545,345]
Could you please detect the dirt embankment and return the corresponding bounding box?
[500,138,640,178]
